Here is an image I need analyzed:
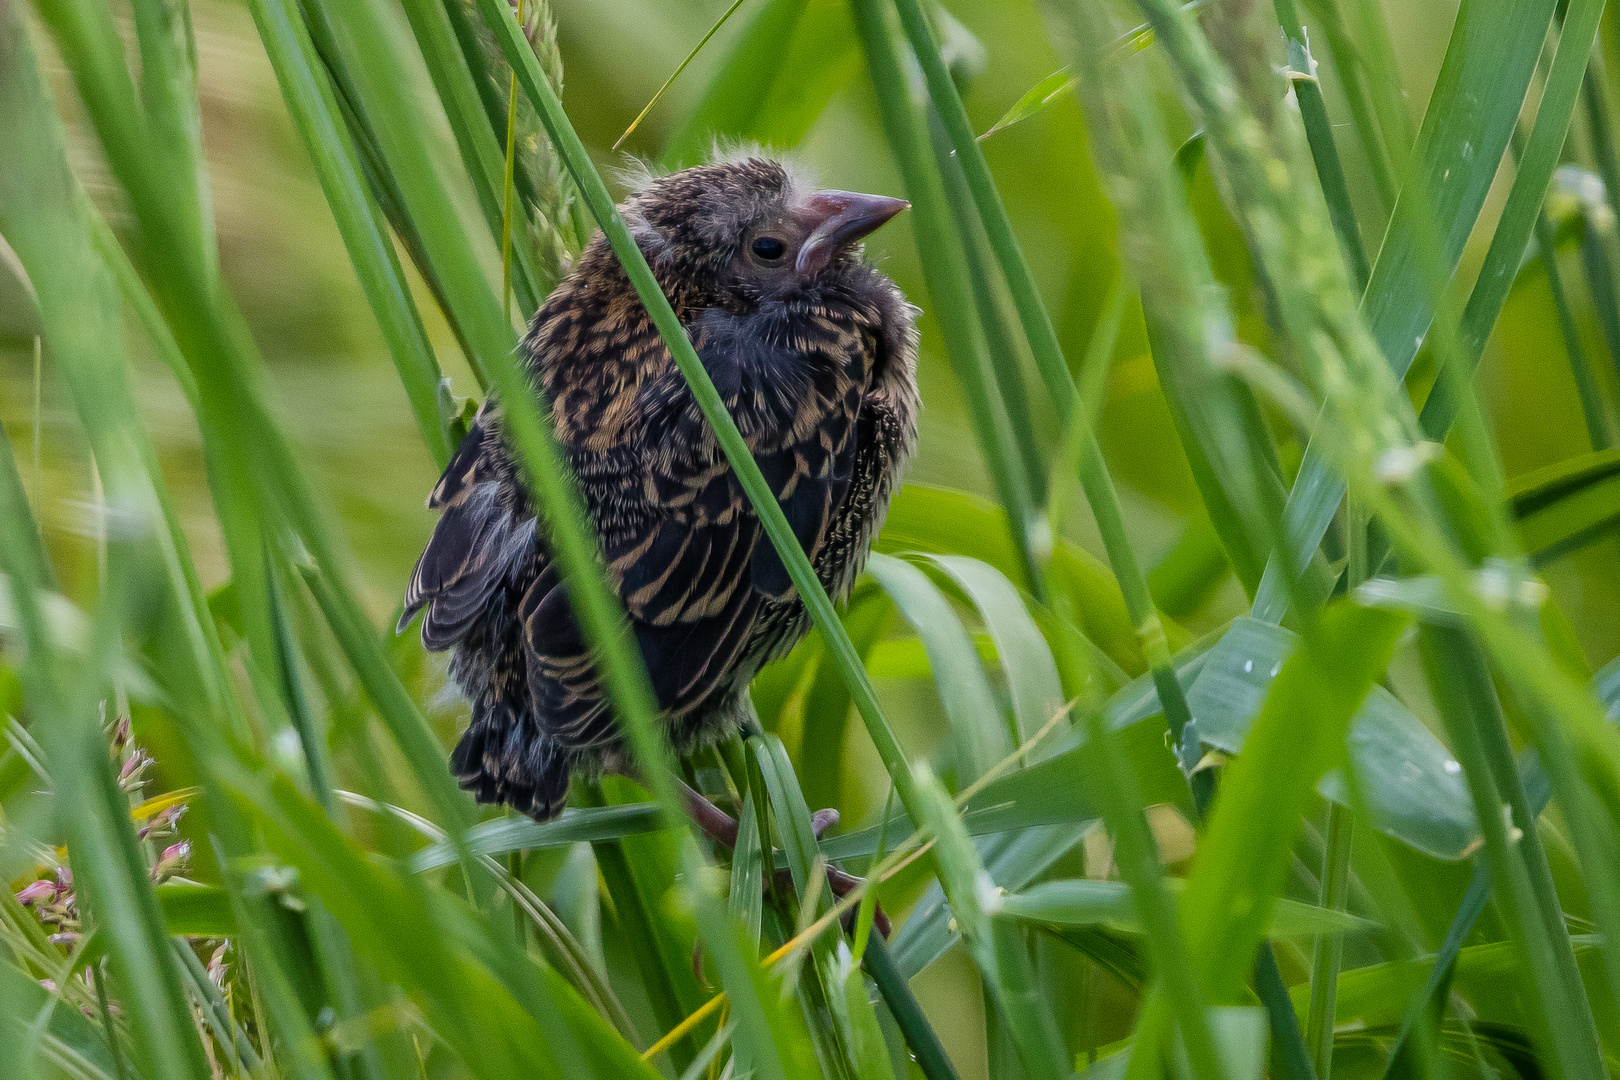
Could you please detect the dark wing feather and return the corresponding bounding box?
[516,301,867,746]
[428,402,498,509]
[399,407,535,648]
[748,409,859,600]
[703,304,866,601]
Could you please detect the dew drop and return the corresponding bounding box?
[1243,660,1254,673]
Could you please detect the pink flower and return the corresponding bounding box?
[151,840,192,882]
[16,880,55,905]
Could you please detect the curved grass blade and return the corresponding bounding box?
[728,788,765,947]
[411,804,665,872]
[866,553,1006,784]
[920,554,1064,751]
[1001,879,1371,937]
[878,485,1162,676]
[979,66,1076,141]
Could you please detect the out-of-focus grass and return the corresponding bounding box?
[5,1,1620,1079]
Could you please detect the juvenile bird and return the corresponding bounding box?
[399,155,918,826]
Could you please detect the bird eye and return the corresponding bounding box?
[751,236,787,262]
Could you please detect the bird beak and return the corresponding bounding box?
[795,190,909,276]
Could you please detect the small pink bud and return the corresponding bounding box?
[15,880,54,905]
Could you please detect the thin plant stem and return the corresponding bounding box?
[1535,209,1611,449]
[501,0,525,324]
[612,0,750,150]
[1305,804,1352,1080]
[1300,0,1398,211]
[1272,0,1370,291]
[31,335,41,520]
[1418,628,1607,1080]
[91,961,131,1080]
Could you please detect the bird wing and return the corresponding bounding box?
[399,405,536,650]
[689,304,867,601]
[519,303,870,748]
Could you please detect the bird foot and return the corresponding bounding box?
[810,807,839,839]
[677,780,887,938]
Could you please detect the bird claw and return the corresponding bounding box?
[810,807,839,839]
[678,780,887,938]
[769,866,890,939]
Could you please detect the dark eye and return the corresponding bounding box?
[751,236,787,262]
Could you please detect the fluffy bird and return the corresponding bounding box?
[400,156,918,823]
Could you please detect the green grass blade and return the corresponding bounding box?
[1262,0,1599,618]
[888,0,1202,775]
[1077,715,1221,1080]
[578,785,699,1072]
[1417,627,1606,1080]
[1297,0,1399,210]
[1529,196,1611,450]
[410,804,665,871]
[862,938,961,1080]
[310,0,514,383]
[397,0,548,310]
[1377,860,1490,1080]
[0,21,215,1078]
[866,553,1006,783]
[728,788,765,947]
[909,765,1068,1080]
[879,485,1162,675]
[922,554,1064,751]
[1362,0,1552,357]
[1001,878,1369,937]
[128,0,216,285]
[247,0,453,467]
[1179,602,1403,993]
[1304,803,1352,1080]
[1507,448,1620,561]
[1271,0,1370,291]
[848,0,1044,587]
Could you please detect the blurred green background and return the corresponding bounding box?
[5,1,1620,1073]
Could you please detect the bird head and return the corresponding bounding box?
[622,156,908,308]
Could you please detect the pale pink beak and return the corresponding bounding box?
[795,190,909,276]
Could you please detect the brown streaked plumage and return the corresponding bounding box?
[399,155,919,821]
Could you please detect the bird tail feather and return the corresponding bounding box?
[449,690,571,821]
